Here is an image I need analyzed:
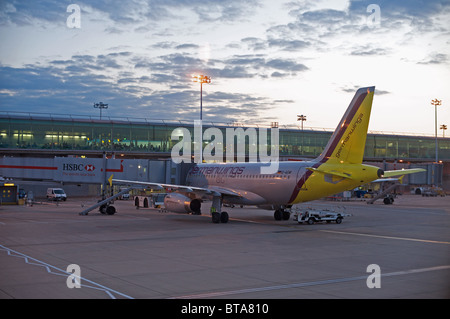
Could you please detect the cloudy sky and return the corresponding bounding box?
[1,0,449,135]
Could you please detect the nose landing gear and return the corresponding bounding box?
[274,209,291,221]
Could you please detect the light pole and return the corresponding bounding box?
[192,74,211,163]
[297,114,307,130]
[192,74,211,122]
[431,98,441,163]
[440,124,447,138]
[297,114,307,155]
[94,102,108,120]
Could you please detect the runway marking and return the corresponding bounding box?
[170,265,450,299]
[0,244,134,299]
[320,230,450,245]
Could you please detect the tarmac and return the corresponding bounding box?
[0,194,449,300]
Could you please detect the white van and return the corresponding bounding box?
[47,188,67,201]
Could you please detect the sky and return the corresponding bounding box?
[0,0,449,136]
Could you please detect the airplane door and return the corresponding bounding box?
[216,175,224,184]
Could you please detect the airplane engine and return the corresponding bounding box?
[164,193,201,214]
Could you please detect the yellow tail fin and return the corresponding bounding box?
[318,86,375,164]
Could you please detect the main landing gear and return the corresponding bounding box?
[274,209,291,221]
[211,196,229,224]
[211,211,229,224]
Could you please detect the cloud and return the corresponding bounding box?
[417,52,448,65]
[265,58,308,72]
[175,43,200,50]
[0,49,282,123]
[0,1,67,26]
[214,55,309,78]
[267,38,311,51]
[0,0,262,28]
[350,45,390,56]
[340,85,391,95]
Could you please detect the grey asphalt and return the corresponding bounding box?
[0,194,449,299]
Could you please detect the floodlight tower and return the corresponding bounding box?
[440,124,447,138]
[431,98,442,163]
[94,102,109,120]
[297,114,307,130]
[192,74,211,163]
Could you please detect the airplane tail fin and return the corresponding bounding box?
[318,86,375,164]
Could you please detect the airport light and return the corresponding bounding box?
[192,74,211,162]
[192,74,211,121]
[431,98,442,163]
[297,114,307,130]
[297,114,307,155]
[94,102,109,120]
[441,124,447,138]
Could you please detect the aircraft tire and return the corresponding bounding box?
[106,205,116,215]
[282,211,290,220]
[274,210,282,221]
[212,212,220,223]
[134,197,139,209]
[220,211,229,223]
[99,204,107,214]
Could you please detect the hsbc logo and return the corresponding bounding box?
[85,165,95,171]
[62,163,96,171]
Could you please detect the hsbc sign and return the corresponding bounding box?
[62,163,96,172]
[0,156,130,184]
[55,158,104,183]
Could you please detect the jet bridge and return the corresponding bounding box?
[0,156,185,184]
[0,156,192,214]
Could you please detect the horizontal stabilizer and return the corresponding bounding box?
[382,168,426,178]
[306,167,351,179]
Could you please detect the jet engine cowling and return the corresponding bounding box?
[164,193,201,214]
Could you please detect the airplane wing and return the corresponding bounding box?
[112,178,241,197]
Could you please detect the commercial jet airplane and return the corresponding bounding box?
[114,87,424,223]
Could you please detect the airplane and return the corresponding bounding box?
[113,86,425,223]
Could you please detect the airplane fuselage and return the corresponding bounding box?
[186,160,382,207]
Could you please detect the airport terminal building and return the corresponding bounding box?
[1,112,449,192]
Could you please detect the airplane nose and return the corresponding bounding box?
[377,169,384,178]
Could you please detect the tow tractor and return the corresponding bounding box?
[293,207,350,225]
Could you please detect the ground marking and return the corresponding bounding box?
[0,244,134,299]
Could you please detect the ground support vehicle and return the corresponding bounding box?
[134,193,167,209]
[46,188,67,201]
[293,208,350,224]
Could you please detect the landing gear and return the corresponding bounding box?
[211,196,229,224]
[212,211,229,224]
[274,209,291,221]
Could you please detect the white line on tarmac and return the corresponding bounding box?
[320,230,450,245]
[170,265,450,299]
[0,244,134,299]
